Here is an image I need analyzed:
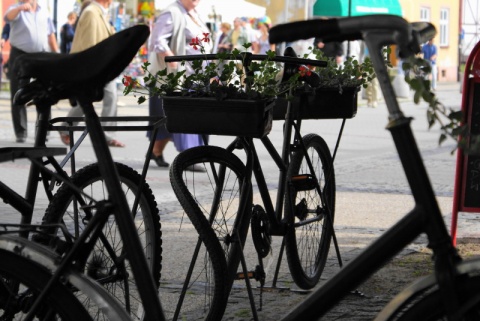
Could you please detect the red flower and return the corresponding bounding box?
[123,75,133,87]
[202,33,210,43]
[189,37,201,50]
[298,65,312,77]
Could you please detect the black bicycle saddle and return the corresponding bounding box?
[13,25,150,105]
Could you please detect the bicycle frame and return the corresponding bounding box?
[236,105,337,233]
[0,112,163,231]
[267,17,462,321]
[216,84,343,290]
[0,106,67,230]
[49,115,163,179]
[165,50,340,256]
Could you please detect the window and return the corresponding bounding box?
[420,7,430,21]
[439,8,450,46]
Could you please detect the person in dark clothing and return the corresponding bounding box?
[60,11,77,54]
[314,37,344,65]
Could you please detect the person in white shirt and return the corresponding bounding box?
[4,0,58,143]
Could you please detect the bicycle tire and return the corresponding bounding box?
[381,274,480,320]
[0,248,93,321]
[41,162,161,321]
[285,133,335,289]
[169,146,252,321]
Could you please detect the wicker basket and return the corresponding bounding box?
[163,96,274,138]
[273,86,359,120]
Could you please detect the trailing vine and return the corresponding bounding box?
[403,56,480,154]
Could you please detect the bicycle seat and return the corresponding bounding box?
[13,25,150,105]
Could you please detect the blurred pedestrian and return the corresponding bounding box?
[60,0,125,147]
[422,38,437,90]
[240,17,257,52]
[4,0,58,143]
[231,17,249,51]
[76,0,92,28]
[253,16,274,54]
[314,37,343,65]
[147,0,210,170]
[213,22,232,54]
[60,11,77,54]
[212,21,232,77]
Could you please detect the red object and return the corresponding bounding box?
[451,40,480,245]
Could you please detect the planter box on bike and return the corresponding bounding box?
[273,86,360,120]
[163,96,274,138]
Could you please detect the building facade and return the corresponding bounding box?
[1,0,462,83]
[246,0,461,82]
[460,0,480,63]
[399,0,460,82]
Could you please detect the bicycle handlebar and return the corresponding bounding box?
[164,54,327,68]
[410,21,437,47]
[269,15,436,58]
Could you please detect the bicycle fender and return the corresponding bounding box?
[374,258,480,320]
[0,235,132,321]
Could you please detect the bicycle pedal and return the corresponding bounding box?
[235,271,256,280]
[290,174,317,191]
[235,265,265,282]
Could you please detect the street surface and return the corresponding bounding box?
[0,82,460,205]
[1,81,479,320]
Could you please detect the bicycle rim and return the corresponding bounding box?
[285,134,335,289]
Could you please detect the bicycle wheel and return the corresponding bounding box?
[169,146,252,321]
[41,162,161,321]
[285,133,335,289]
[0,248,92,321]
[382,274,480,320]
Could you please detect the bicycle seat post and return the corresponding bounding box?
[20,102,51,228]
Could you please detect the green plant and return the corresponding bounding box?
[123,34,284,102]
[122,34,380,105]
[402,56,480,154]
[301,47,378,92]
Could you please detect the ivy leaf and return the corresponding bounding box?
[422,90,434,102]
[452,125,465,137]
[438,133,447,145]
[449,110,463,121]
[137,96,146,104]
[413,90,421,104]
[426,110,435,128]
[402,55,480,153]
